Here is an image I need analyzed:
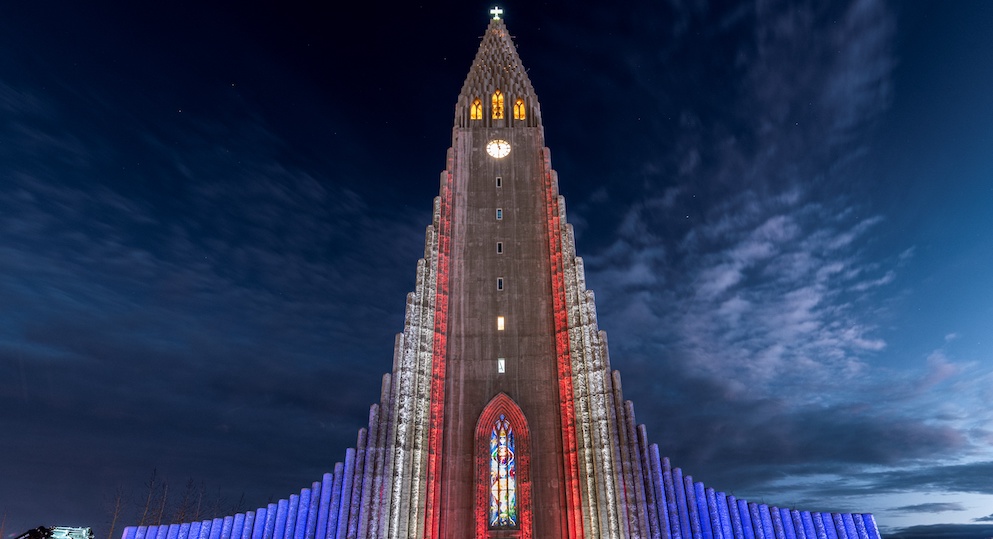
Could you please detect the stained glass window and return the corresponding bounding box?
[489,414,517,527]
[514,98,526,120]
[471,98,483,120]
[492,90,505,120]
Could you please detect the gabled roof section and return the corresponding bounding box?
[455,18,542,128]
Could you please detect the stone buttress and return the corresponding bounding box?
[122,14,882,539]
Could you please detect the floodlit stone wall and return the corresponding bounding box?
[121,15,881,539]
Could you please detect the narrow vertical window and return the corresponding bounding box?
[475,394,530,535]
[497,358,506,374]
[495,176,502,188]
[514,98,526,120]
[497,278,504,290]
[497,316,505,331]
[491,90,505,119]
[496,242,503,254]
[489,415,517,527]
[470,98,483,120]
[496,208,503,220]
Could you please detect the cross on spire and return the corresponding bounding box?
[490,6,503,20]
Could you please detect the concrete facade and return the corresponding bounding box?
[121,14,882,539]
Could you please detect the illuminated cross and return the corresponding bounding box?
[490,6,503,20]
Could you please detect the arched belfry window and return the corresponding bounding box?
[491,90,505,120]
[470,98,483,120]
[489,415,517,527]
[475,393,531,538]
[514,98,526,120]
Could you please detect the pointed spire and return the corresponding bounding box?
[455,10,541,128]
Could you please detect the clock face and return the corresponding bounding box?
[486,139,511,158]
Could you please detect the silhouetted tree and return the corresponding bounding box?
[105,485,127,539]
[137,470,158,527]
[231,493,246,515]
[154,483,169,525]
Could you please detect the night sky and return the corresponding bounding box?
[2,1,992,538]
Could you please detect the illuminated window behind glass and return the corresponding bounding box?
[497,358,505,373]
[491,90,505,119]
[497,316,505,331]
[489,414,517,527]
[470,98,482,120]
[514,98,526,120]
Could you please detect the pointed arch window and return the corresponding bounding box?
[475,393,531,538]
[491,90,505,120]
[514,98,526,120]
[489,414,517,527]
[470,98,483,120]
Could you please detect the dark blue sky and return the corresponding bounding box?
[2,2,992,538]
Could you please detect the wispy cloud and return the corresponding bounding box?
[883,524,993,539]
[890,503,966,514]
[0,74,426,531]
[558,0,991,511]
[583,0,899,397]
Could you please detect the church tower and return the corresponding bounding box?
[122,10,882,539]
[381,11,637,538]
[429,10,628,539]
